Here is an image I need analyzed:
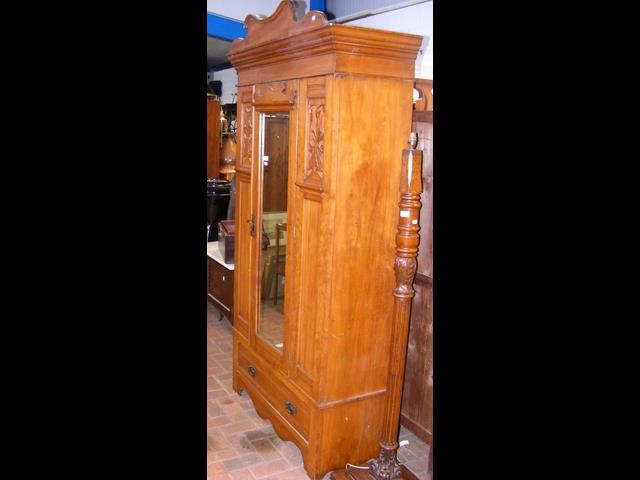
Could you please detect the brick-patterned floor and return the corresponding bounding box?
[207,302,430,479]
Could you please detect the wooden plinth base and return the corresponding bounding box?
[329,464,419,480]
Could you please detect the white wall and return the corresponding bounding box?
[344,2,433,79]
[207,2,312,103]
[327,0,406,18]
[207,1,307,21]
[213,68,238,104]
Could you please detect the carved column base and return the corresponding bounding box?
[368,442,403,480]
[329,442,414,480]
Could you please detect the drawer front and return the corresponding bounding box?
[237,344,311,439]
[208,260,233,307]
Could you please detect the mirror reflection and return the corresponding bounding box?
[258,113,289,352]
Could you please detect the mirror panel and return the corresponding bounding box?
[257,113,289,352]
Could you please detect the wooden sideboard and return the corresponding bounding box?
[207,242,234,323]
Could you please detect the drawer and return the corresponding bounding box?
[208,259,234,304]
[237,344,311,439]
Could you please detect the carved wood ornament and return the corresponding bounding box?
[227,0,422,85]
[394,257,418,296]
[305,104,325,180]
[254,80,298,105]
[242,104,253,167]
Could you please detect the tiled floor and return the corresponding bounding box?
[207,302,430,479]
[397,428,431,479]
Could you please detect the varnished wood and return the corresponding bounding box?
[207,257,234,323]
[329,463,420,480]
[398,110,433,478]
[228,2,422,86]
[329,144,423,480]
[229,2,422,478]
[382,146,423,442]
[231,0,323,52]
[323,84,434,480]
[207,99,221,179]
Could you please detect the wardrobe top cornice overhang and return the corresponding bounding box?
[227,0,422,83]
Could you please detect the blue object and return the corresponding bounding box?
[310,0,326,12]
[207,13,246,41]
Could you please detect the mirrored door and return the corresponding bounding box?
[257,112,289,352]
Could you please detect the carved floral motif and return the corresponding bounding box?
[242,105,252,165]
[394,257,417,295]
[305,104,325,180]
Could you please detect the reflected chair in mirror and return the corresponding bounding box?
[273,222,287,305]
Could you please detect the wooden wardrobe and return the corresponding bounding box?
[227,2,422,478]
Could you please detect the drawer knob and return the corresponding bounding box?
[222,275,225,281]
[248,365,257,377]
[284,400,297,416]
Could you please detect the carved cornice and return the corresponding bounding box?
[227,1,422,78]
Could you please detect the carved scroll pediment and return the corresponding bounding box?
[228,0,328,55]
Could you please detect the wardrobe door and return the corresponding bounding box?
[233,87,255,341]
[287,76,334,398]
[251,81,299,372]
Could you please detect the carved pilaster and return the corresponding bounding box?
[305,103,325,180]
[296,77,326,201]
[241,104,253,168]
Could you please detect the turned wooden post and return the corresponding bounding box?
[384,132,423,439]
[331,134,423,480]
